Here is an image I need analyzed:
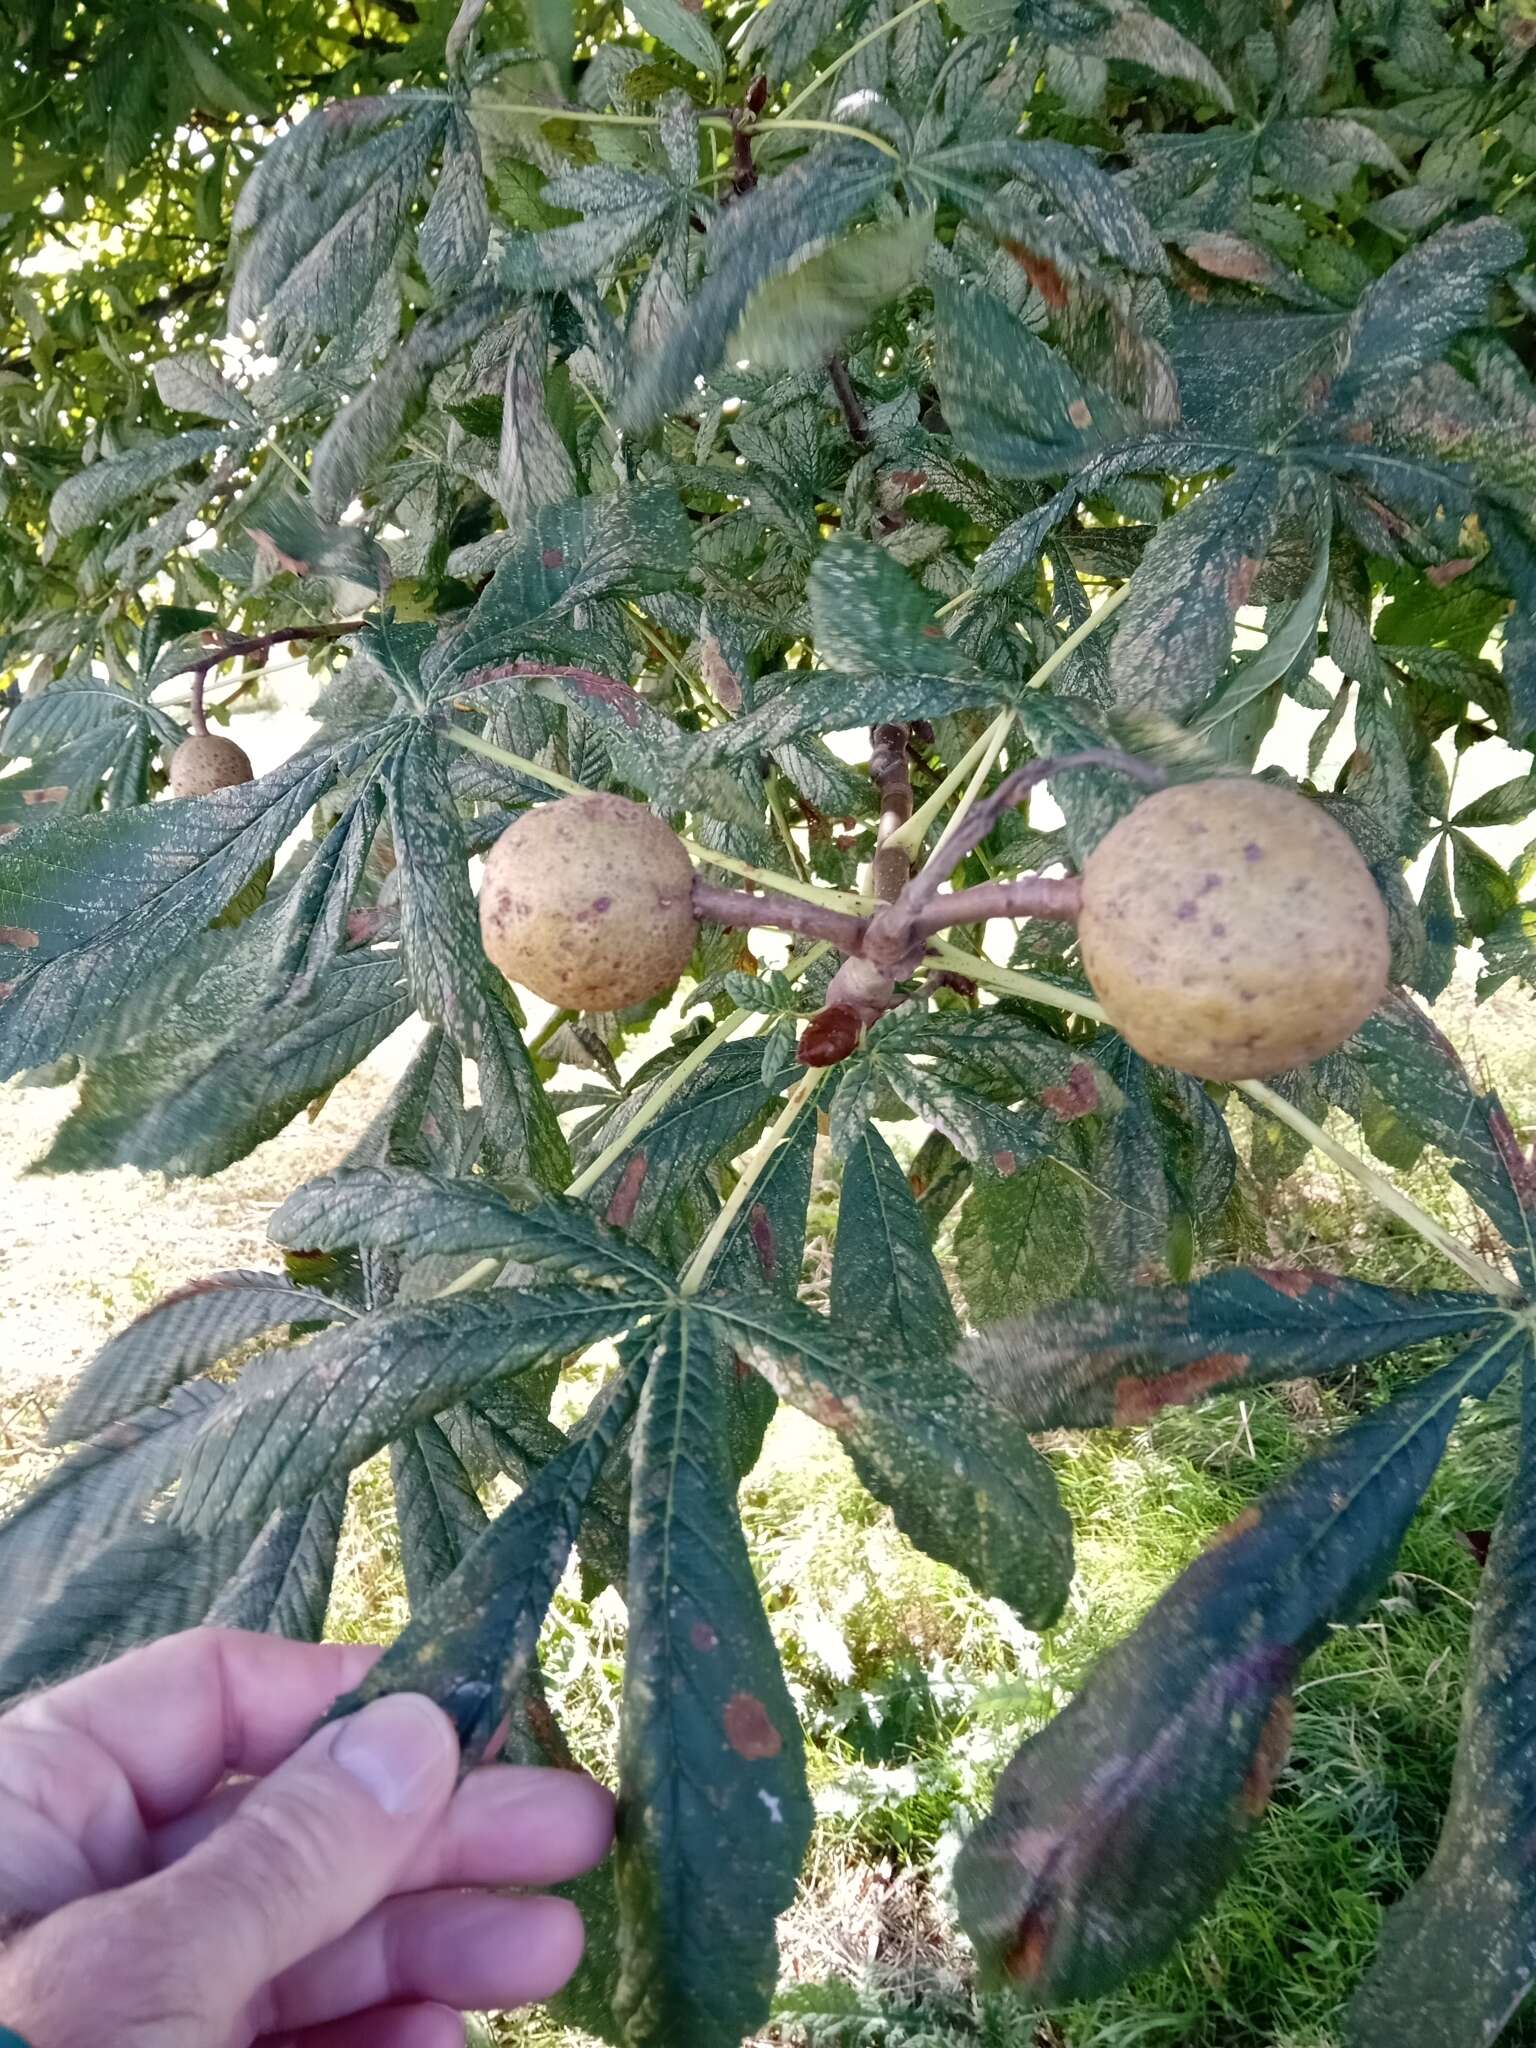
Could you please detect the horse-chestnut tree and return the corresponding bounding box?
[3,2,1536,2044]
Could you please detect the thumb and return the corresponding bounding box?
[162,1692,461,2004]
[0,1694,459,2048]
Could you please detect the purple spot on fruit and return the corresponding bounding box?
[1211,922,1226,938]
[1243,842,1263,862]
[1176,900,1197,921]
[593,896,611,913]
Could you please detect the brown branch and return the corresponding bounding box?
[827,356,869,446]
[903,875,1082,940]
[906,746,1164,910]
[868,722,912,902]
[174,621,368,733]
[692,879,869,951]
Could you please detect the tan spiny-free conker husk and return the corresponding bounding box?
[1077,778,1390,1081]
[480,792,698,1011]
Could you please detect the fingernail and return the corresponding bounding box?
[331,1695,454,1815]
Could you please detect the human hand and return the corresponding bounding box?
[0,1627,614,2048]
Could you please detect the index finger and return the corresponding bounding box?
[3,1627,382,1825]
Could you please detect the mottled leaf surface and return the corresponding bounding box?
[707,1291,1072,1624]
[956,1266,1504,1430]
[1348,1346,1536,2048]
[956,1321,1526,2001]
[172,1292,640,1533]
[615,1312,812,2048]
[49,1269,352,1445]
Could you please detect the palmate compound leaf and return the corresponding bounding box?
[48,1268,355,1445]
[270,1163,675,1293]
[329,1360,643,1756]
[703,1291,1073,1626]
[171,1290,655,1536]
[955,1317,1530,2003]
[614,1309,813,2048]
[1347,1345,1536,2048]
[0,743,352,1083]
[955,1265,1507,1430]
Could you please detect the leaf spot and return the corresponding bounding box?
[993,1148,1017,1176]
[691,1621,719,1653]
[23,785,68,805]
[724,1691,782,1760]
[1208,1504,1261,1548]
[1040,1063,1100,1120]
[1066,398,1093,429]
[1240,1691,1294,1818]
[1112,1352,1250,1425]
[605,1151,648,1229]
[0,926,39,950]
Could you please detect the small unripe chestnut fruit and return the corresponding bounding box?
[169,735,254,797]
[480,792,697,1011]
[1077,779,1390,1081]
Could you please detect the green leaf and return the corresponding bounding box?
[1347,1346,1536,2048]
[271,1168,676,1292]
[48,428,230,537]
[614,1310,812,2048]
[704,1290,1073,1624]
[0,1520,246,1705]
[1095,0,1233,109]
[230,99,446,350]
[832,1123,960,1358]
[384,728,490,1052]
[205,1483,348,1639]
[172,1292,640,1534]
[151,353,258,427]
[955,1319,1527,2001]
[933,271,1138,481]
[731,212,933,375]
[49,1269,353,1446]
[576,1038,795,1240]
[1352,993,1536,1287]
[496,298,578,525]
[310,286,511,519]
[0,1381,227,1630]
[630,0,724,82]
[393,1419,492,1609]
[345,1365,639,1757]
[955,1157,1094,1323]
[1108,466,1287,717]
[956,1265,1504,1430]
[0,747,346,1083]
[1415,835,1458,1005]
[619,142,897,429]
[1451,826,1517,938]
[41,944,412,1177]
[1325,216,1525,423]
[420,110,491,297]
[808,537,968,678]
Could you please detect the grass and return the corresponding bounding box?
[5,1024,1536,2048]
